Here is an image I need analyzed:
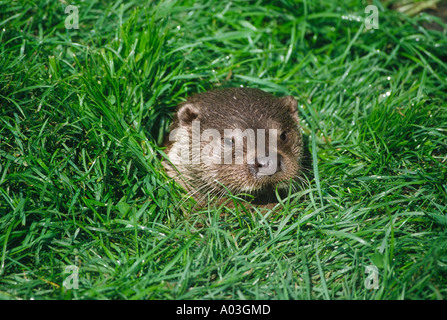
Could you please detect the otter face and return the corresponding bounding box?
[164,88,303,205]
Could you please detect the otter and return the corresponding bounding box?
[163,87,304,207]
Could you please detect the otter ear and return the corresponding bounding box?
[177,103,199,126]
[282,95,299,123]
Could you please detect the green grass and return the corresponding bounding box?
[1,0,446,300]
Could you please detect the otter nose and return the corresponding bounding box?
[254,155,282,176]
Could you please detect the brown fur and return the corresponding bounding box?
[163,87,304,207]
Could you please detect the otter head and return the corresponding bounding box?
[164,88,303,206]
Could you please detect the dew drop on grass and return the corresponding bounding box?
[108,95,116,105]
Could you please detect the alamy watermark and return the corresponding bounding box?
[63,5,379,31]
[365,5,379,30]
[65,5,79,29]
[63,265,79,290]
[364,265,379,290]
[168,122,279,175]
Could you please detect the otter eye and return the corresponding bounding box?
[223,137,233,147]
[280,131,288,142]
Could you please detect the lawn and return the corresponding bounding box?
[0,0,446,300]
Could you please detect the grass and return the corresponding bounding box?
[0,0,446,300]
